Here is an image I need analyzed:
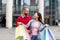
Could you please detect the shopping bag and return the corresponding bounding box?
[15,25,26,40]
[15,25,30,40]
[48,28,56,40]
[42,28,49,40]
[42,28,56,40]
[24,26,30,40]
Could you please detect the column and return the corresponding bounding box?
[6,0,13,28]
[38,0,44,23]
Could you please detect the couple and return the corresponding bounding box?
[16,7,46,40]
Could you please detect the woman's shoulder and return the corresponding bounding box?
[39,21,44,25]
[30,19,34,21]
[29,19,34,23]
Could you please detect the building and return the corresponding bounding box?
[0,0,60,28]
[44,0,58,26]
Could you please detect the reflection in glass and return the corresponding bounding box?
[24,0,30,6]
[0,0,6,27]
[44,0,58,26]
[2,0,6,14]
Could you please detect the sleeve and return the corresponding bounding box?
[22,20,33,28]
[26,20,32,28]
[16,17,20,27]
[39,23,46,31]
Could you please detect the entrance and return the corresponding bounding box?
[0,14,6,27]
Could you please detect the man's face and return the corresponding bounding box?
[23,8,29,16]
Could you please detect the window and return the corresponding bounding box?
[44,0,58,26]
[0,0,6,27]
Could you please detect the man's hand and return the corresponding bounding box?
[27,30,30,34]
[17,22,22,25]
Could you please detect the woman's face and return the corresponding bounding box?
[34,13,39,19]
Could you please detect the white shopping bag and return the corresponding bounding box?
[42,28,56,40]
[48,28,56,40]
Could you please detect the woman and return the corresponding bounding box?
[22,12,46,40]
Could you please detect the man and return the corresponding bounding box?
[16,7,31,30]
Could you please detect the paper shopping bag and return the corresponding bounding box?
[42,28,56,40]
[24,26,30,40]
[42,28,49,40]
[15,25,26,40]
[48,28,56,40]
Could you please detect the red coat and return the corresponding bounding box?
[16,16,31,27]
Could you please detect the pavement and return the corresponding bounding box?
[49,26,60,40]
[0,26,60,40]
[0,28,16,40]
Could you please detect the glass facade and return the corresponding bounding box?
[13,0,21,27]
[44,0,58,26]
[0,0,6,27]
[0,0,59,27]
[14,0,60,26]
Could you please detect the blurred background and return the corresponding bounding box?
[0,0,60,40]
[0,0,60,27]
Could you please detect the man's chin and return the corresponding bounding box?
[25,14,28,16]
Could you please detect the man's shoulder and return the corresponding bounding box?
[17,16,22,19]
[17,15,32,19]
[18,16,22,18]
[27,16,32,18]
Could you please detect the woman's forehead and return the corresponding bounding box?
[35,13,37,15]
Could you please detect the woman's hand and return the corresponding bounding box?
[44,24,49,27]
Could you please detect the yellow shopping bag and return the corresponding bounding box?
[15,25,26,40]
